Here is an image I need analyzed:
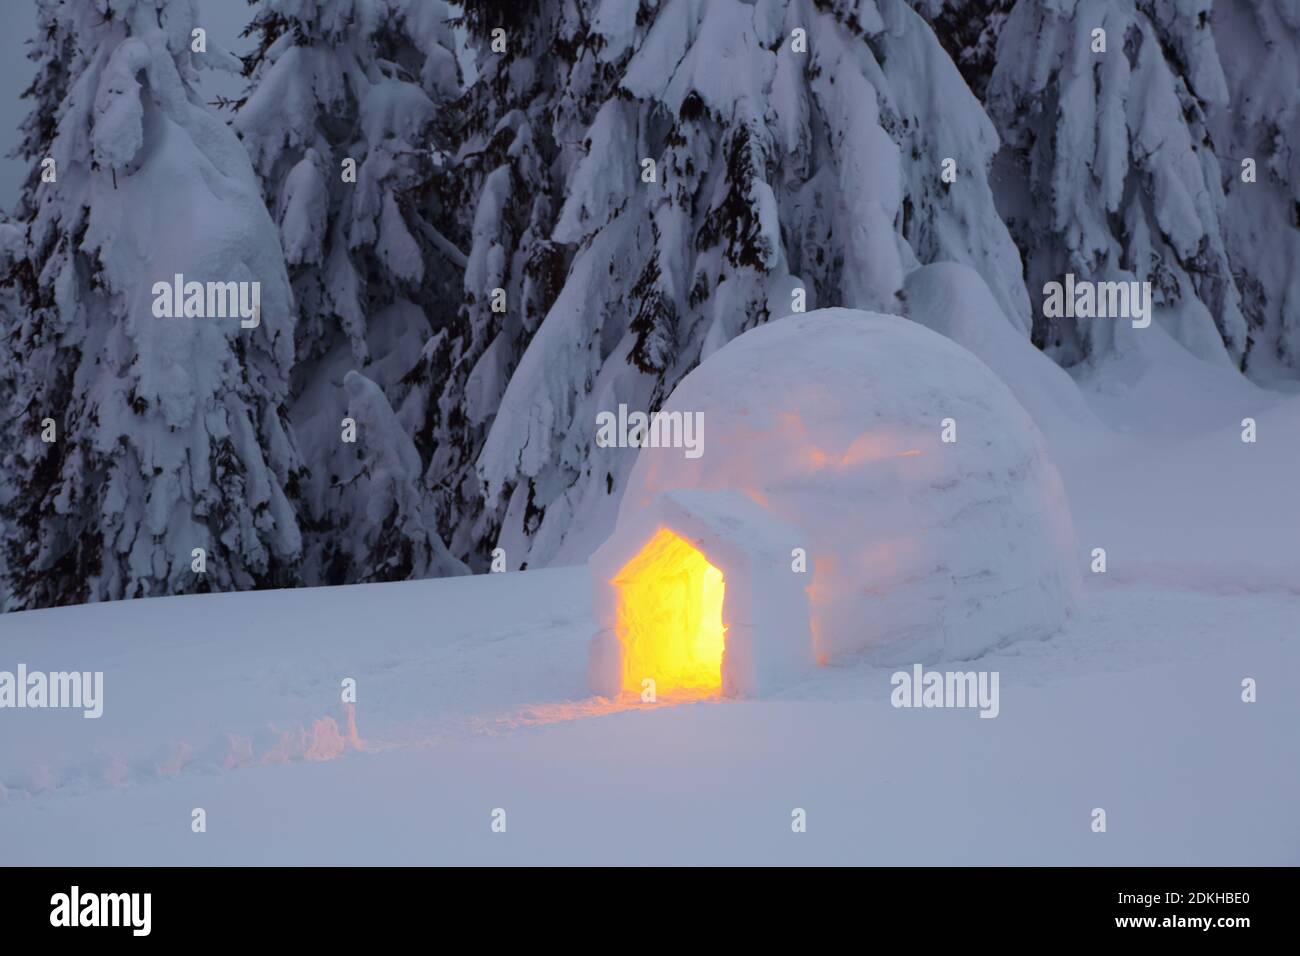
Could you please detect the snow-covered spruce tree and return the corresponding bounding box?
[443,0,1030,569]
[235,0,466,583]
[0,0,303,610]
[339,369,462,580]
[0,217,23,595]
[403,0,575,570]
[919,0,1299,374]
[1205,0,1300,378]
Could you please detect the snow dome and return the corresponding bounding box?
[588,309,1080,698]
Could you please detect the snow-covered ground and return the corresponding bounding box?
[1,568,1296,865]
[2,340,1297,864]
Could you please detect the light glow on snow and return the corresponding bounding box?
[613,529,726,696]
[772,411,926,474]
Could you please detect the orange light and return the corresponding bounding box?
[613,528,726,696]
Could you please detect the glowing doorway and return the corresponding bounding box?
[612,528,726,696]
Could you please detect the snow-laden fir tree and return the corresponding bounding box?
[404,0,575,570]
[235,0,466,582]
[1205,0,1300,378]
[0,0,303,610]
[0,215,22,595]
[340,368,462,580]
[441,0,1030,570]
[2,0,1295,611]
[919,0,1300,375]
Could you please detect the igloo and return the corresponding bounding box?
[588,309,1080,699]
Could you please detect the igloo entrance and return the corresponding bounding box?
[588,488,815,699]
[612,529,727,695]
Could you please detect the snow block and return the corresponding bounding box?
[593,309,1081,697]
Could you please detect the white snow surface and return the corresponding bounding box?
[0,562,1295,865]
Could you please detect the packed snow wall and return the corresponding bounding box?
[611,309,1082,670]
